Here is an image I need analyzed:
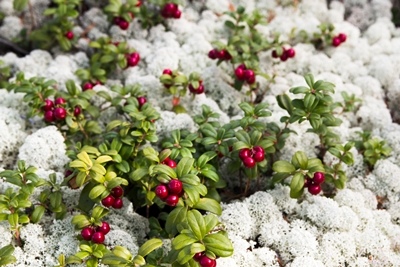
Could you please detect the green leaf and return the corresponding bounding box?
[31,206,45,223]
[130,168,148,181]
[272,161,296,173]
[235,130,251,145]
[172,234,198,250]
[193,198,222,215]
[0,245,14,257]
[13,0,29,11]
[176,158,194,178]
[165,207,187,236]
[187,210,206,240]
[201,170,219,182]
[138,238,163,257]
[290,172,305,198]
[112,246,132,260]
[8,213,18,227]
[276,94,293,115]
[203,232,234,257]
[89,185,107,199]
[304,74,314,88]
[292,151,308,170]
[153,165,177,179]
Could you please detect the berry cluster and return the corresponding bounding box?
[271,47,295,62]
[238,146,265,168]
[188,81,205,95]
[65,31,74,40]
[234,64,255,84]
[332,33,347,47]
[81,221,110,244]
[155,178,183,207]
[101,186,124,209]
[193,253,217,267]
[161,3,181,19]
[113,12,134,30]
[304,172,325,195]
[208,48,232,61]
[42,98,77,123]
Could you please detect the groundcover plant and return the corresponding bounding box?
[0,0,400,266]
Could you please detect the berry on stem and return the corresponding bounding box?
[83,83,93,91]
[308,184,321,195]
[168,179,183,195]
[332,37,341,47]
[42,99,54,111]
[65,31,74,40]
[55,97,66,105]
[243,70,255,84]
[199,256,217,267]
[165,194,179,206]
[280,52,288,62]
[54,107,66,120]
[208,49,218,60]
[44,110,55,122]
[101,195,115,208]
[239,148,251,160]
[164,158,177,168]
[119,20,130,30]
[74,106,81,117]
[155,185,169,200]
[112,198,123,209]
[127,52,140,67]
[137,96,147,108]
[173,9,181,19]
[163,69,173,75]
[97,222,110,235]
[91,232,105,244]
[235,67,245,81]
[286,48,295,58]
[193,252,204,262]
[272,50,278,58]
[313,172,325,184]
[338,33,347,43]
[243,157,256,168]
[81,227,94,241]
[111,186,124,198]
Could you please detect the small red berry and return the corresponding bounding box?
[238,64,246,70]
[304,176,312,188]
[208,49,218,60]
[272,50,278,58]
[91,231,105,244]
[136,1,141,7]
[119,20,130,30]
[81,227,94,241]
[112,198,123,209]
[55,97,66,105]
[64,169,73,177]
[308,184,322,195]
[54,107,66,120]
[195,84,205,94]
[83,83,93,91]
[199,256,216,267]
[101,195,115,208]
[243,70,255,83]
[111,186,124,198]
[239,148,251,160]
[165,194,179,206]
[235,67,245,81]
[243,157,256,168]
[74,106,81,116]
[137,96,147,108]
[97,222,110,235]
[42,99,54,111]
[193,252,204,262]
[113,17,122,25]
[168,179,183,195]
[223,50,232,60]
[65,31,74,40]
[313,172,325,185]
[44,110,55,122]
[163,69,173,75]
[155,185,169,199]
[286,48,295,58]
[165,158,177,168]
[253,146,264,153]
[162,3,177,18]
[332,37,341,47]
[280,51,288,62]
[217,50,225,59]
[253,152,264,162]
[127,52,140,67]
[338,33,347,43]
[173,9,181,19]
[94,80,102,86]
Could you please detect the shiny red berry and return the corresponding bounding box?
[168,179,183,195]
[272,50,278,58]
[217,50,225,59]
[64,169,73,177]
[162,3,177,18]
[286,48,295,58]
[136,1,141,7]
[112,198,123,209]
[199,256,216,267]
[173,9,181,19]
[111,186,124,198]
[163,69,173,75]
[235,67,245,81]
[165,158,177,168]
[308,184,321,195]
[54,107,66,120]
[113,17,122,25]
[44,110,55,122]
[332,37,341,47]
[42,99,54,111]
[208,49,218,60]
[91,231,105,244]
[101,195,115,208]
[244,70,255,83]
[223,50,232,60]
[155,185,169,199]
[338,33,347,43]
[65,31,74,40]
[193,252,204,262]
[253,152,264,162]
[55,97,66,105]
[304,176,312,188]
[239,148,251,160]
[127,52,140,67]
[280,51,288,61]
[165,194,179,206]
[119,20,129,30]
[313,172,325,185]
[137,96,147,108]
[74,106,81,116]
[81,227,94,241]
[238,64,246,69]
[195,84,204,94]
[243,157,256,168]
[97,222,110,235]
[83,83,93,91]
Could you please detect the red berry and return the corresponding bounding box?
[91,231,105,244]
[113,17,122,25]
[136,1,141,7]
[208,49,218,60]
[304,176,312,188]
[119,20,130,30]
[195,84,205,94]
[65,31,74,40]
[280,51,288,61]
[83,83,93,91]
[112,198,123,209]
[308,184,321,195]
[199,256,216,267]
[313,172,325,185]
[253,151,264,162]
[243,70,255,83]
[65,169,73,177]
[165,158,177,168]
[137,96,147,108]
[44,110,55,122]
[235,67,245,81]
[81,227,94,241]
[286,48,295,58]
[223,50,232,60]
[239,148,251,160]
[54,107,66,120]
[97,222,110,235]
[74,106,81,116]
[253,146,264,153]
[193,252,204,262]
[155,185,169,199]
[162,3,177,17]
[238,64,246,70]
[94,80,102,86]
[163,69,173,75]
[111,186,124,198]
[168,179,183,195]
[272,50,278,58]
[42,99,54,111]
[243,157,256,168]
[165,194,179,206]
[55,97,66,105]
[101,195,115,208]
[332,37,341,47]
[217,50,225,59]
[127,52,140,67]
[338,33,347,43]
[173,9,181,19]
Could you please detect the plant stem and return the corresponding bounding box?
[0,37,29,55]
[28,0,36,31]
